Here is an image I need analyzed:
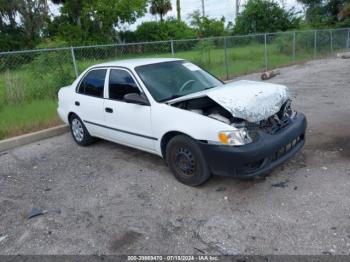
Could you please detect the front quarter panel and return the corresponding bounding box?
[152,103,234,154]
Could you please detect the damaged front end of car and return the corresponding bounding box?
[168,80,307,177]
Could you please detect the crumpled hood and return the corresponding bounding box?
[169,80,291,123]
[207,80,290,122]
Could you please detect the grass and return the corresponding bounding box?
[0,99,62,140]
[0,39,338,140]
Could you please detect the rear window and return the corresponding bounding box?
[78,69,107,98]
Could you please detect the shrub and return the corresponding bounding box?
[134,19,196,42]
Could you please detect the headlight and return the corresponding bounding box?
[218,128,253,146]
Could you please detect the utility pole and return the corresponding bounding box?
[201,0,205,17]
[176,0,181,21]
[235,0,240,21]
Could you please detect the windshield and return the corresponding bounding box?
[135,61,223,102]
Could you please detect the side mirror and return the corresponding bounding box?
[123,93,149,106]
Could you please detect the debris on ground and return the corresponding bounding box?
[215,187,226,192]
[194,247,205,254]
[0,234,7,243]
[27,207,46,220]
[271,179,289,188]
[261,70,280,80]
[336,52,350,59]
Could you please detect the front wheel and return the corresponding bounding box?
[166,135,211,186]
[69,114,94,146]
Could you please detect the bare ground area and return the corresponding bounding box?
[0,58,350,255]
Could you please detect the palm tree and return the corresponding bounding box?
[149,0,172,22]
[176,0,181,21]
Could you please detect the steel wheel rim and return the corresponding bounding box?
[72,118,84,142]
[173,146,195,177]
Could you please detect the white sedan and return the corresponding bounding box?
[58,58,307,186]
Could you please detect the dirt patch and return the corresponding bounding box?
[110,230,143,252]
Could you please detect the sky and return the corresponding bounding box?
[49,0,303,31]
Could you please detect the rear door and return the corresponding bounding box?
[103,68,155,151]
[74,68,107,137]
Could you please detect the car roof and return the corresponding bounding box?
[92,58,184,69]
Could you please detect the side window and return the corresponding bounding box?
[78,69,107,98]
[109,69,140,101]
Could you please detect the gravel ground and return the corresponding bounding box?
[0,58,350,255]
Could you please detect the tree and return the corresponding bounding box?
[234,0,300,34]
[0,0,49,50]
[51,0,84,27]
[149,0,172,22]
[17,0,49,42]
[189,10,227,37]
[0,0,19,30]
[297,0,350,27]
[338,1,350,20]
[176,0,181,21]
[49,0,148,45]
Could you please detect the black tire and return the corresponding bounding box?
[165,135,211,186]
[69,114,94,146]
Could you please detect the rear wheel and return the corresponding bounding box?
[69,114,94,146]
[166,135,211,186]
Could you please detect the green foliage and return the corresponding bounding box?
[297,0,350,28]
[234,0,300,34]
[134,19,196,41]
[27,51,76,99]
[0,26,27,51]
[0,0,49,51]
[46,0,148,45]
[189,11,227,37]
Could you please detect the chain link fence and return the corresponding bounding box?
[0,28,349,138]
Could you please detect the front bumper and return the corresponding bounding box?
[198,112,307,178]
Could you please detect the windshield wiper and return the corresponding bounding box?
[159,94,184,103]
[204,85,216,90]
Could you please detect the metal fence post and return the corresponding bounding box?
[264,33,268,71]
[314,30,317,59]
[292,31,296,62]
[330,30,333,53]
[170,40,175,57]
[70,46,79,78]
[224,37,229,80]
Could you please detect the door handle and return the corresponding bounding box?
[75,101,80,106]
[105,107,113,113]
